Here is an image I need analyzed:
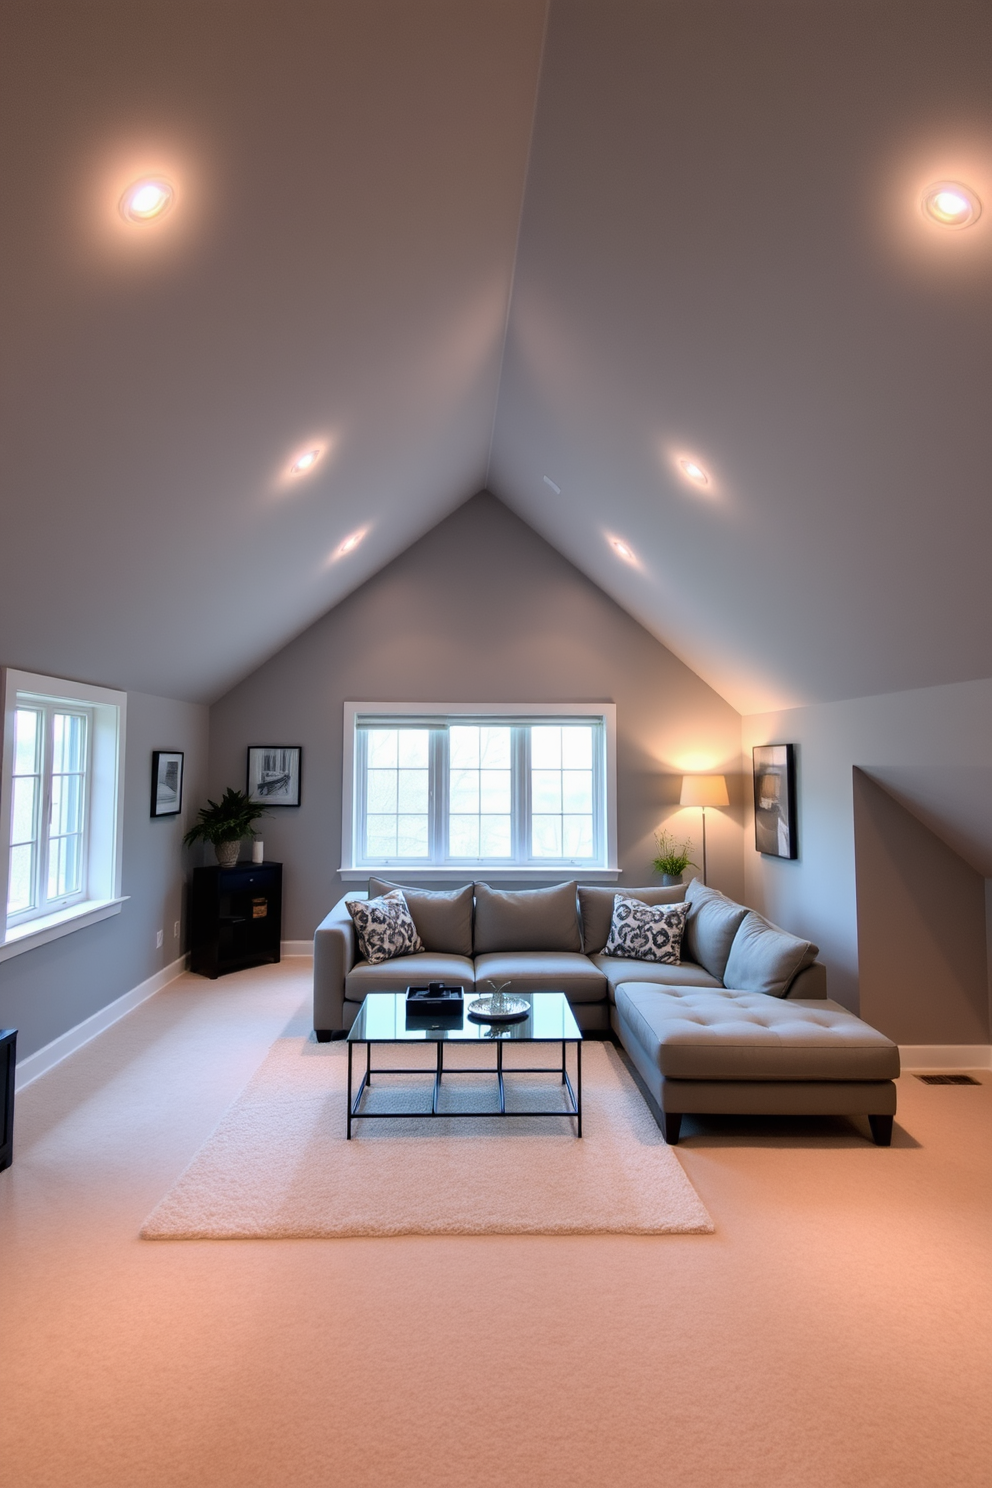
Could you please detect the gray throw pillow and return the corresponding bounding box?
[683,879,750,981]
[473,881,581,954]
[722,910,819,997]
[367,877,473,956]
[578,884,688,954]
[346,890,423,965]
[603,895,689,963]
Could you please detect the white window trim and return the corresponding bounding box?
[0,669,128,962]
[340,701,619,882]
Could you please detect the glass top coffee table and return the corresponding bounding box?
[346,991,582,1139]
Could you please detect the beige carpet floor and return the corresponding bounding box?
[1,960,990,1488]
[141,1036,713,1238]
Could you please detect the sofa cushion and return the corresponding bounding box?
[345,952,475,1001]
[473,951,606,1004]
[683,879,749,981]
[592,953,722,999]
[723,911,818,998]
[578,883,687,954]
[603,895,689,963]
[473,881,581,954]
[368,877,473,956]
[614,984,900,1081]
[346,890,422,965]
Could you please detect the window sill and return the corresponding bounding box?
[339,867,621,882]
[0,897,129,963]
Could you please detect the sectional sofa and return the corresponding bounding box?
[312,877,900,1144]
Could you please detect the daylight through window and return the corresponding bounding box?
[349,707,614,871]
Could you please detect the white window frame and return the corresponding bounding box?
[340,702,619,881]
[0,669,127,962]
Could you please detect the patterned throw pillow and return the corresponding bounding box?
[603,894,689,964]
[347,890,423,966]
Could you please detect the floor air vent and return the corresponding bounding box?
[915,1073,982,1085]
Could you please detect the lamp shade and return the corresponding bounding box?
[680,774,729,808]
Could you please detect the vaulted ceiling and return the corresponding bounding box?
[2,0,991,714]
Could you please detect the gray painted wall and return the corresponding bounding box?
[853,769,988,1045]
[208,493,744,938]
[1,689,208,1060]
[743,677,992,1043]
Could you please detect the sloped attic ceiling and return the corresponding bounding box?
[490,0,992,714]
[1,1,991,715]
[0,0,546,703]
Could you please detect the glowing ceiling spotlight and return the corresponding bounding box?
[289,447,323,476]
[921,181,982,228]
[678,458,710,486]
[119,177,175,223]
[334,528,366,559]
[609,536,636,563]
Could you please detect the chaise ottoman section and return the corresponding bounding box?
[612,983,900,1145]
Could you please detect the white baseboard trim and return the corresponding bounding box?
[281,941,313,957]
[900,1044,992,1071]
[14,953,189,1092]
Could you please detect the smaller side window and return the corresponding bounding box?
[1,669,126,953]
[7,703,91,925]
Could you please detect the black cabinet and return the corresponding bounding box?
[1,1028,15,1171]
[189,862,282,978]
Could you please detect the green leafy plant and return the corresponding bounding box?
[183,788,268,848]
[651,828,697,879]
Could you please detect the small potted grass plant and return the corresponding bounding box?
[651,828,697,886]
[183,788,268,868]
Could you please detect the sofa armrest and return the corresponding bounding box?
[313,894,364,1038]
[786,961,827,999]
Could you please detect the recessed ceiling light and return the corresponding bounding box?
[921,181,982,228]
[678,458,709,485]
[290,447,322,476]
[335,529,365,558]
[119,177,174,223]
[610,537,635,562]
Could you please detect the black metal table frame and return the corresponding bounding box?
[347,1033,582,1138]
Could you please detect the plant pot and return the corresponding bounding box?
[214,840,241,868]
[661,873,683,886]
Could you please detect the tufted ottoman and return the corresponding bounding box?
[613,983,900,1145]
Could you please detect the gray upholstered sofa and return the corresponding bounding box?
[312,877,899,1145]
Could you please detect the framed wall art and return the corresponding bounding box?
[752,744,797,859]
[151,751,184,818]
[247,745,302,807]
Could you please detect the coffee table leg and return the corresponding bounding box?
[576,1040,582,1138]
[347,1041,353,1139]
[561,1040,566,1085]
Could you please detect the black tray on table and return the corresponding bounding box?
[405,983,465,1030]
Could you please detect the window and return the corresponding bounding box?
[342,703,618,879]
[1,670,126,960]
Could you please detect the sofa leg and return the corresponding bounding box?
[314,1029,347,1043]
[868,1114,893,1146]
[663,1111,683,1145]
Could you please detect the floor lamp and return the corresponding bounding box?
[680,775,729,885]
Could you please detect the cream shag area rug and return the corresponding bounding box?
[141,1036,713,1238]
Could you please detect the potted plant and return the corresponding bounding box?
[183,787,268,868]
[651,828,697,886]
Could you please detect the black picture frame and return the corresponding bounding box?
[151,751,184,818]
[247,745,302,807]
[752,744,797,859]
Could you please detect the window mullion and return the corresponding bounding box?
[432,727,447,862]
[38,705,54,912]
[513,726,528,865]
